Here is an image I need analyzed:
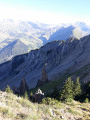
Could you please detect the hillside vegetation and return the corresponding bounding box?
[30,63,90,97]
[0,91,90,120]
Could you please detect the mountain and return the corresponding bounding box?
[74,22,90,31]
[0,39,29,63]
[48,25,90,42]
[0,36,43,63]
[0,19,90,64]
[0,34,90,89]
[0,19,52,44]
[0,19,50,63]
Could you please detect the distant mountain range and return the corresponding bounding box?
[0,34,90,89]
[0,19,90,63]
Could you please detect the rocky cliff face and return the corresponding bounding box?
[36,64,48,86]
[0,34,90,89]
[41,64,48,82]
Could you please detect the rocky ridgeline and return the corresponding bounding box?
[0,34,90,89]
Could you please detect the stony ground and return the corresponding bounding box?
[0,91,90,120]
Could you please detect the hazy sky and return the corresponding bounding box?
[0,0,90,24]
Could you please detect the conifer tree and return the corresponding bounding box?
[74,77,81,97]
[60,77,74,101]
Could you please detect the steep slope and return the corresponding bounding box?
[0,36,43,64]
[48,26,75,42]
[0,40,29,63]
[0,34,90,89]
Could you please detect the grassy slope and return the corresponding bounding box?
[0,91,90,120]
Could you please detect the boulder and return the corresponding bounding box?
[34,89,44,103]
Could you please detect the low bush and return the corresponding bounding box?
[42,97,59,105]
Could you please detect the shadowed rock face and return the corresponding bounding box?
[19,77,28,95]
[0,34,90,89]
[42,64,48,82]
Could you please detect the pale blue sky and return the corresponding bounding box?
[0,0,90,24]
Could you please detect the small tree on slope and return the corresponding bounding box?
[60,77,74,101]
[73,77,82,101]
[74,77,81,97]
[6,85,13,93]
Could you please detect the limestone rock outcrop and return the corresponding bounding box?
[34,89,44,103]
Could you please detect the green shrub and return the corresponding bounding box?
[5,85,13,93]
[84,98,89,103]
[65,98,73,102]
[24,91,28,100]
[17,97,33,108]
[42,97,59,105]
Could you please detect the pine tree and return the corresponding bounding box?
[74,77,81,97]
[60,77,74,101]
[83,81,90,101]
